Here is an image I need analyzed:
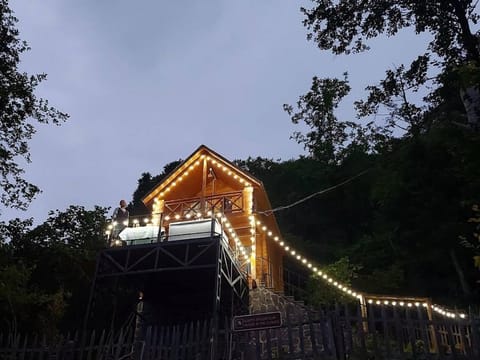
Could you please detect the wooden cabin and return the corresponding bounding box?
[142,145,284,291]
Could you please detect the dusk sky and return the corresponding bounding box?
[5,0,431,223]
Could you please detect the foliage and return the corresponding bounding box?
[0,262,61,336]
[0,1,69,211]
[128,160,182,215]
[286,0,480,161]
[234,125,480,305]
[284,74,392,162]
[236,154,375,264]
[0,205,109,334]
[304,257,361,306]
[275,0,480,306]
[301,0,479,62]
[460,204,480,269]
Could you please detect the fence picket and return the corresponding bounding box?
[186,322,194,360]
[152,325,160,360]
[458,320,471,358]
[406,307,420,359]
[179,323,188,359]
[285,305,294,354]
[159,325,166,360]
[18,333,27,360]
[391,306,406,360]
[333,304,345,360]
[354,302,368,360]
[416,306,433,360]
[28,334,38,360]
[1,308,479,360]
[343,303,354,357]
[366,304,381,359]
[84,329,95,360]
[193,321,201,358]
[379,305,391,358]
[445,319,459,360]
[165,324,172,360]
[96,329,106,360]
[39,333,47,360]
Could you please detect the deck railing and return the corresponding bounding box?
[164,191,244,219]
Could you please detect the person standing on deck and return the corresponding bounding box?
[112,199,129,240]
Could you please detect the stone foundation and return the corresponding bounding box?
[243,287,328,358]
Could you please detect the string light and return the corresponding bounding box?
[151,150,255,204]
[253,217,467,319]
[218,214,252,266]
[144,207,253,267]
[249,215,257,266]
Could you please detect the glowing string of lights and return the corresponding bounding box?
[105,213,467,319]
[254,217,467,319]
[215,212,251,265]
[157,154,252,198]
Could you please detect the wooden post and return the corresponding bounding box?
[156,212,164,242]
[426,299,439,353]
[243,186,253,215]
[210,239,222,360]
[250,218,257,282]
[359,295,368,332]
[201,157,207,213]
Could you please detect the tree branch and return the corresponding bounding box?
[450,0,480,63]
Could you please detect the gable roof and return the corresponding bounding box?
[142,144,263,206]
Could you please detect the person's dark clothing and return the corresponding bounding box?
[112,207,129,239]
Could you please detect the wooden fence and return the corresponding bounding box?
[1,305,479,360]
[232,303,480,360]
[0,320,213,360]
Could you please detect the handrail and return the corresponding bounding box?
[163,191,244,218]
[105,215,251,275]
[164,190,243,206]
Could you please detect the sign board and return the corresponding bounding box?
[233,312,282,332]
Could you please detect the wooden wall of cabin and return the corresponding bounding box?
[255,231,284,292]
[270,239,284,292]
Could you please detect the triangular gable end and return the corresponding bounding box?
[142,145,263,207]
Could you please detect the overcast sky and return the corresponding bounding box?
[4,0,431,223]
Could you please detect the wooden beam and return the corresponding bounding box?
[201,157,207,213]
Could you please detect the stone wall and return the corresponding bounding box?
[249,286,312,322]
[243,287,330,358]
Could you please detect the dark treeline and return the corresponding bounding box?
[236,126,480,305]
[0,206,109,336]
[0,124,478,335]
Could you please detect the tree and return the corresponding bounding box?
[302,1,479,63]
[129,160,182,215]
[283,74,391,162]
[304,257,361,306]
[0,205,109,333]
[287,0,480,161]
[0,1,68,211]
[460,204,480,269]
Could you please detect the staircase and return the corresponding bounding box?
[247,286,328,357]
[249,286,313,320]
